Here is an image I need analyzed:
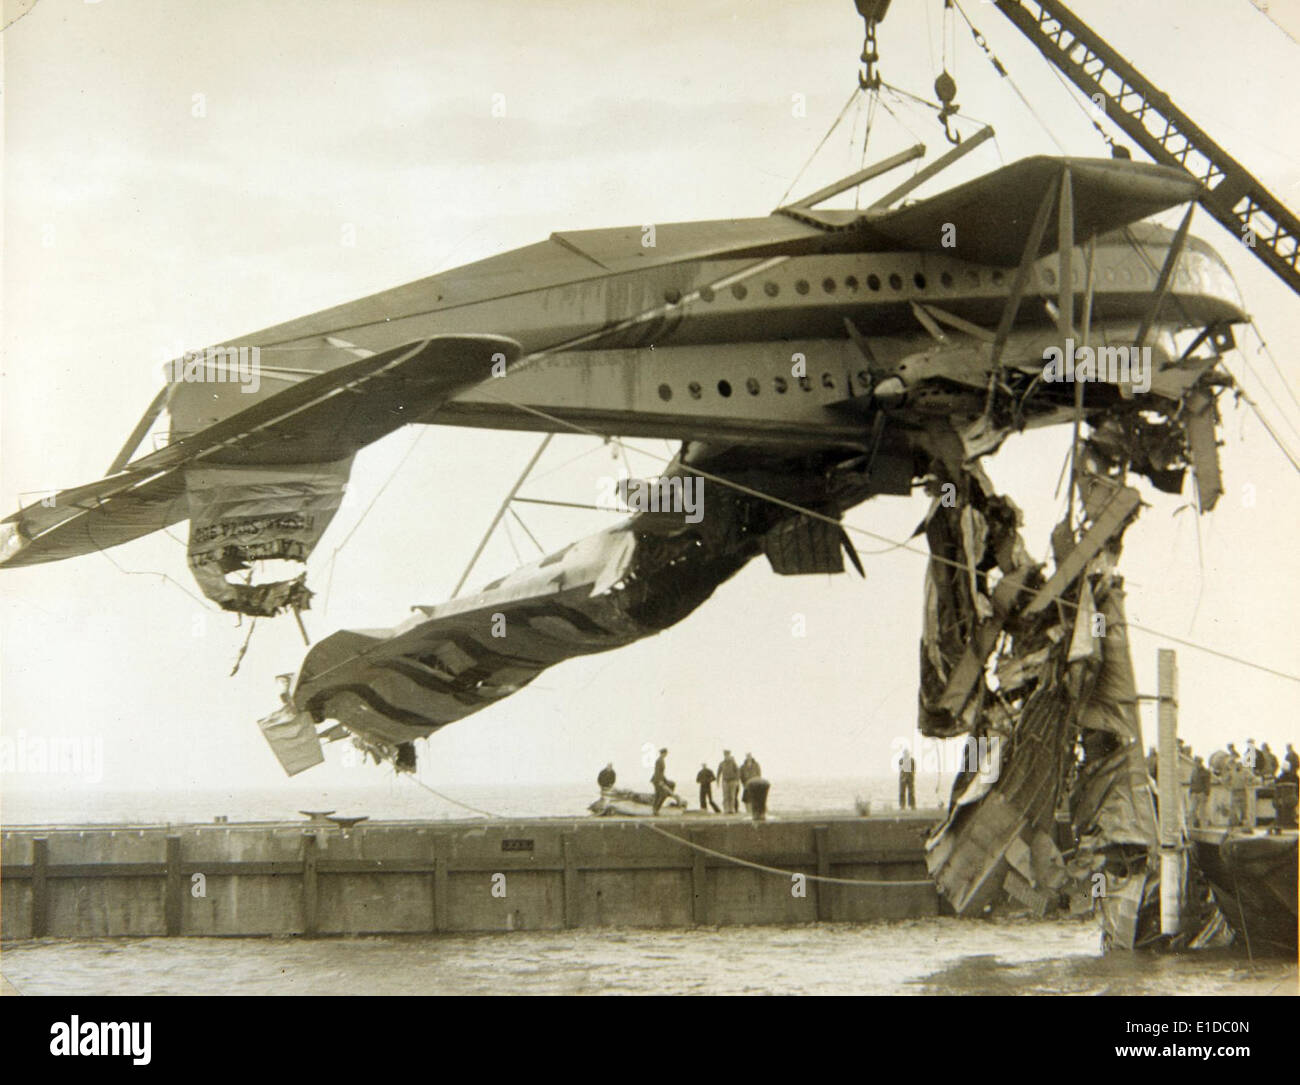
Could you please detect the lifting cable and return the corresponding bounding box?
[400,774,934,889]
[464,383,1300,686]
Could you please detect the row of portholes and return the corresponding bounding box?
[667,269,984,306]
[657,371,872,401]
[665,261,1179,306]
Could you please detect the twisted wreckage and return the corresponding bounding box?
[2,144,1245,945]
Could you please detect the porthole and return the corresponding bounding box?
[774,376,788,393]
[795,279,810,295]
[845,275,859,291]
[699,286,715,302]
[764,281,780,297]
[822,277,836,294]
[746,377,760,395]
[821,372,835,389]
[867,274,881,291]
[889,273,903,290]
[689,381,702,399]
[657,383,672,401]
[732,283,748,300]
[664,288,682,304]
[798,376,811,392]
[940,271,954,288]
[717,379,733,397]
[991,270,1005,285]
[966,269,980,287]
[913,272,927,290]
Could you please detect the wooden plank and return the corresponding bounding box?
[164,835,184,936]
[814,826,832,922]
[178,861,305,877]
[690,833,709,926]
[31,838,49,939]
[31,863,169,878]
[561,833,579,929]
[301,834,319,936]
[433,857,449,933]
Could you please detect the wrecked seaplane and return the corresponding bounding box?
[3,0,1288,953]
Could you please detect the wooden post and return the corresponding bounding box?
[561,833,579,929]
[31,837,49,938]
[1157,649,1184,935]
[814,826,832,922]
[690,834,708,926]
[164,835,184,936]
[433,857,449,933]
[301,833,319,936]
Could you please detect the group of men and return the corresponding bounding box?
[596,749,769,818]
[693,750,766,816]
[1168,739,1300,828]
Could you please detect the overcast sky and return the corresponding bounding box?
[2,0,1298,808]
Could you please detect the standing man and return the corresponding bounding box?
[746,776,771,822]
[1285,743,1300,778]
[718,750,741,814]
[898,746,916,810]
[1258,742,1279,781]
[597,762,616,791]
[696,763,721,812]
[1244,738,1260,778]
[652,748,674,815]
[740,753,761,812]
[1189,756,1210,827]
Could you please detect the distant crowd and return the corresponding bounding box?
[1149,738,1299,828]
[597,749,771,819]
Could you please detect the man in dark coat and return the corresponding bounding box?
[652,748,674,815]
[696,763,720,812]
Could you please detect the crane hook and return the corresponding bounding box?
[935,69,962,145]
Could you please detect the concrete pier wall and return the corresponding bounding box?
[0,814,939,939]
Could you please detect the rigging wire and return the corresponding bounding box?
[1244,0,1300,46]
[508,506,546,556]
[463,384,1300,686]
[400,774,932,888]
[778,86,865,207]
[949,0,1067,153]
[1245,319,1300,440]
[1119,226,1300,468]
[322,426,429,614]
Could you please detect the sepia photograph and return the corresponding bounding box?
[0,0,1296,1039]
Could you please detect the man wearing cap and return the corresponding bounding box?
[717,750,741,814]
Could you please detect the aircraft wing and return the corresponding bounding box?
[1,335,521,607]
[787,156,1202,265]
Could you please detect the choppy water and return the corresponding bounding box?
[3,921,1294,996]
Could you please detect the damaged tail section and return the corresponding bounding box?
[185,458,354,616]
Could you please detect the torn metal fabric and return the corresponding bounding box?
[917,468,1040,739]
[923,458,1157,936]
[185,458,353,616]
[256,702,325,776]
[284,448,868,768]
